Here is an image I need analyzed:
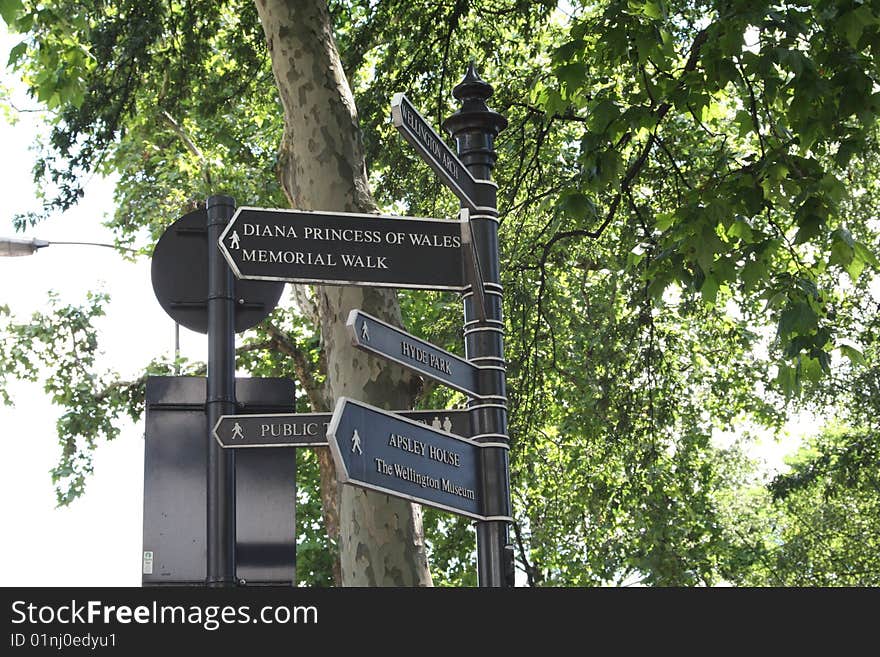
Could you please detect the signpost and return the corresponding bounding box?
[326,398,511,521]
[218,207,466,291]
[440,65,513,586]
[192,63,512,587]
[391,93,496,212]
[213,409,472,448]
[347,309,500,398]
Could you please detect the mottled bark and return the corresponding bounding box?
[254,0,432,586]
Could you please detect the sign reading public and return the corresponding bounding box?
[219,207,466,291]
[347,309,482,397]
[328,397,501,520]
[391,93,495,211]
[213,409,472,448]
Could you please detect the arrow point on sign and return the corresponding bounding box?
[326,396,351,481]
[212,416,226,447]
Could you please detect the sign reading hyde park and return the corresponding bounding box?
[327,398,504,520]
[219,207,467,291]
[347,309,482,397]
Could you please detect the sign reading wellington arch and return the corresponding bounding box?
[347,309,483,397]
[219,207,467,291]
[213,409,472,448]
[391,93,496,212]
[327,398,509,521]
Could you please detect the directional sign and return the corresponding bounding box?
[347,309,482,397]
[213,413,329,448]
[391,93,495,212]
[219,207,466,291]
[328,397,507,520]
[213,409,472,448]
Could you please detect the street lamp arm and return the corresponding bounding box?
[0,237,138,257]
[43,240,139,254]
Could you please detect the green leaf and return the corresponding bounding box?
[837,6,874,48]
[556,62,587,92]
[589,100,621,132]
[629,0,664,19]
[647,275,669,300]
[558,192,596,220]
[740,259,765,292]
[7,40,26,67]
[700,274,719,303]
[794,214,823,244]
[552,39,584,64]
[778,302,818,338]
[832,227,855,248]
[643,1,664,19]
[839,344,865,366]
[0,0,22,25]
[800,355,823,383]
[654,212,675,231]
[735,110,753,138]
[716,58,739,88]
[829,228,857,273]
[845,256,865,281]
[853,241,880,271]
[775,364,797,397]
[726,217,754,243]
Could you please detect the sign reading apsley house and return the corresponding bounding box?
[327,397,509,521]
[219,207,467,291]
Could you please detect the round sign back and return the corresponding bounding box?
[151,209,285,334]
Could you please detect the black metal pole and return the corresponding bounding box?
[443,65,513,587]
[206,194,237,586]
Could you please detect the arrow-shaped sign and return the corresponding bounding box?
[219,207,467,291]
[327,397,509,520]
[391,93,496,212]
[213,409,472,448]
[347,309,489,398]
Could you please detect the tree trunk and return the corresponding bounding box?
[254,0,433,587]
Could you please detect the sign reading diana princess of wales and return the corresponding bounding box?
[347,309,482,397]
[327,397,504,520]
[219,207,466,291]
[213,409,472,448]
[391,93,495,212]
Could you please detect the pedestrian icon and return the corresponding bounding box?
[351,429,363,454]
[361,321,370,341]
[228,230,241,250]
[231,422,244,440]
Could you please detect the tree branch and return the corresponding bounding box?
[263,320,326,411]
[161,110,212,190]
